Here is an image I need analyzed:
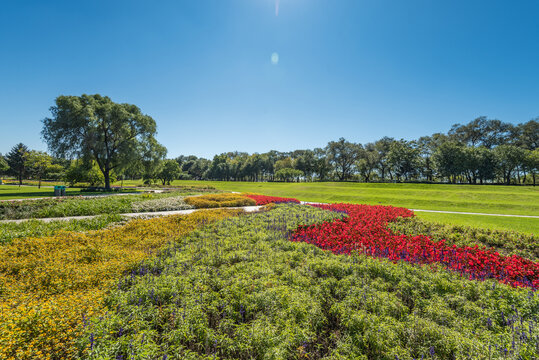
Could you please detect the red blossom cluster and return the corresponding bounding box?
[245,194,301,205]
[291,203,539,289]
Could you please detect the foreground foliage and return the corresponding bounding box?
[80,205,539,359]
[0,210,238,360]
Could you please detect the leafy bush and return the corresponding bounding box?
[185,193,256,208]
[0,214,125,244]
[0,209,239,359]
[79,205,539,359]
[389,217,539,261]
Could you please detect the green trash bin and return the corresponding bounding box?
[54,185,66,197]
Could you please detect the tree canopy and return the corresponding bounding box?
[6,143,29,185]
[42,94,163,189]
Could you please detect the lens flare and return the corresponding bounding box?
[271,52,279,65]
[275,0,279,16]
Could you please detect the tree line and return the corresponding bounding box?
[176,117,538,185]
[1,95,537,188]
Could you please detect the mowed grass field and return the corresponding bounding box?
[0,184,84,200]
[137,181,538,234]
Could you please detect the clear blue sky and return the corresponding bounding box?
[1,0,538,158]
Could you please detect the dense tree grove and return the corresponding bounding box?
[189,117,538,185]
[1,116,537,186]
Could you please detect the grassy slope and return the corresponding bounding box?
[144,181,538,233]
[415,212,539,235]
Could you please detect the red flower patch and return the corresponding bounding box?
[291,203,539,289]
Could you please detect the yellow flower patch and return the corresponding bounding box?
[184,193,256,208]
[0,209,239,360]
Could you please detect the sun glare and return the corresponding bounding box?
[271,52,279,65]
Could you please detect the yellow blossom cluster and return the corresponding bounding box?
[185,193,256,208]
[0,209,239,360]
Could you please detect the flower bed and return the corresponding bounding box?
[78,204,539,359]
[185,193,256,208]
[389,216,539,261]
[0,209,239,359]
[244,194,300,205]
[291,203,539,289]
[131,195,193,212]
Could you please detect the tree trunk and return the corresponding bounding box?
[104,169,111,190]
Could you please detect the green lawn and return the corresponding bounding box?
[415,212,539,234]
[0,185,84,200]
[129,180,538,233]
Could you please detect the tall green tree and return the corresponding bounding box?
[326,138,361,181]
[0,154,9,180]
[157,159,182,185]
[275,168,303,182]
[6,143,29,185]
[433,141,466,183]
[357,144,380,183]
[140,138,167,185]
[523,149,538,186]
[467,147,497,184]
[294,150,316,181]
[515,119,539,150]
[387,140,420,181]
[25,151,63,188]
[313,148,331,181]
[373,137,395,180]
[494,145,526,185]
[64,160,106,186]
[42,94,164,190]
[274,157,294,173]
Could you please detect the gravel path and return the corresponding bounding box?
[0,205,264,224]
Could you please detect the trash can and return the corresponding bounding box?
[54,185,66,197]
